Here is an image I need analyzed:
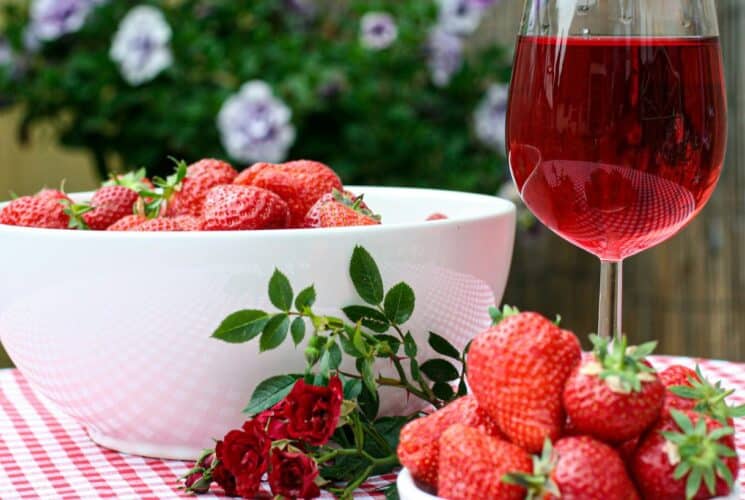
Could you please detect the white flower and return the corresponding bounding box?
[360,12,398,50]
[437,0,484,36]
[29,0,99,41]
[426,28,463,87]
[217,81,296,164]
[474,84,509,154]
[110,5,173,86]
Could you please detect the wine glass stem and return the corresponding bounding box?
[598,260,623,338]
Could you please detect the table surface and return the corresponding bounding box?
[0,355,743,499]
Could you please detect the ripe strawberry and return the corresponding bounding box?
[235,160,342,227]
[632,409,739,499]
[170,215,203,231]
[167,159,238,217]
[81,185,139,230]
[437,424,531,500]
[397,395,503,489]
[202,185,290,231]
[135,218,186,232]
[303,190,380,228]
[233,162,274,186]
[661,364,745,425]
[0,191,70,229]
[466,308,581,452]
[426,212,448,221]
[617,436,641,466]
[563,335,665,443]
[106,214,147,231]
[504,437,640,500]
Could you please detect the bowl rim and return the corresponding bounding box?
[0,185,516,238]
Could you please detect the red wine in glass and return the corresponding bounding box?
[508,36,726,262]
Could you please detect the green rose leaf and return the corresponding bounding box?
[432,381,455,400]
[343,305,390,333]
[403,331,417,358]
[349,246,384,305]
[428,332,460,359]
[410,358,421,381]
[244,374,301,416]
[291,316,306,346]
[260,313,290,351]
[268,269,293,311]
[295,285,316,311]
[356,357,377,396]
[211,309,269,343]
[384,282,415,324]
[328,340,342,370]
[344,378,363,400]
[420,359,460,382]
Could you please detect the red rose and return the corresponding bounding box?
[217,420,271,498]
[285,376,343,446]
[213,441,237,497]
[269,449,321,499]
[256,399,290,440]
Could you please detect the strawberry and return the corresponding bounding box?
[202,185,290,231]
[303,190,380,228]
[235,160,342,227]
[617,436,641,466]
[662,365,745,424]
[135,218,186,232]
[504,437,640,500]
[106,214,147,231]
[631,409,739,499]
[79,185,139,230]
[437,424,531,500]
[397,395,503,489]
[426,212,448,221]
[166,159,238,217]
[0,191,70,229]
[563,335,665,443]
[466,308,581,452]
[233,162,274,186]
[170,215,203,231]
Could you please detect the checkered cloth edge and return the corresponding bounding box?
[0,355,743,499]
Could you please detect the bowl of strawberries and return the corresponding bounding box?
[396,309,743,500]
[0,158,516,459]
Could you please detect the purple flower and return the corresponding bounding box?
[284,0,316,18]
[110,6,172,86]
[360,12,398,50]
[437,0,484,36]
[474,84,509,154]
[217,81,296,164]
[426,28,463,87]
[29,0,101,42]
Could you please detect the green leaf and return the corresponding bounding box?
[291,317,306,346]
[342,305,390,333]
[352,325,369,356]
[349,246,384,305]
[318,350,331,379]
[428,332,460,359]
[211,310,269,343]
[340,334,363,357]
[344,379,363,400]
[420,359,460,382]
[384,484,400,500]
[328,340,342,370]
[375,335,401,354]
[373,416,409,452]
[403,332,417,358]
[383,282,415,324]
[295,285,316,311]
[356,357,377,396]
[244,374,300,416]
[358,383,380,420]
[268,269,293,311]
[432,381,455,400]
[260,314,290,351]
[410,359,421,381]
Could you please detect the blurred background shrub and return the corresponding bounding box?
[0,0,511,192]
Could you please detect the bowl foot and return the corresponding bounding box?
[86,426,202,461]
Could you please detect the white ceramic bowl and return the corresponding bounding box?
[0,186,515,460]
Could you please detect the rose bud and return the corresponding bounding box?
[184,471,211,494]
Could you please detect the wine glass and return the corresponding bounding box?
[506,0,726,338]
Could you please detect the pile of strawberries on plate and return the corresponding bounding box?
[0,159,385,231]
[398,309,744,500]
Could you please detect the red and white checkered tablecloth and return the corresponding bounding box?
[0,356,743,499]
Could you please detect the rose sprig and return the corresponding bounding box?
[181,246,470,498]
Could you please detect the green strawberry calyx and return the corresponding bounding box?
[581,334,658,394]
[137,157,187,218]
[669,365,745,424]
[104,167,151,192]
[488,304,520,325]
[501,439,561,499]
[331,189,381,221]
[60,199,93,230]
[661,409,736,500]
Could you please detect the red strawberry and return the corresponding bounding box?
[563,335,665,443]
[202,185,290,231]
[437,424,531,500]
[171,215,203,231]
[426,212,448,221]
[617,436,641,466]
[661,364,745,424]
[235,160,342,227]
[135,218,186,232]
[167,159,238,217]
[0,191,70,229]
[82,185,139,230]
[504,436,640,500]
[303,190,380,228]
[233,162,274,186]
[466,308,581,452]
[397,395,504,489]
[106,214,147,231]
[632,409,739,499]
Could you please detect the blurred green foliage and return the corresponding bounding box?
[0,0,511,193]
